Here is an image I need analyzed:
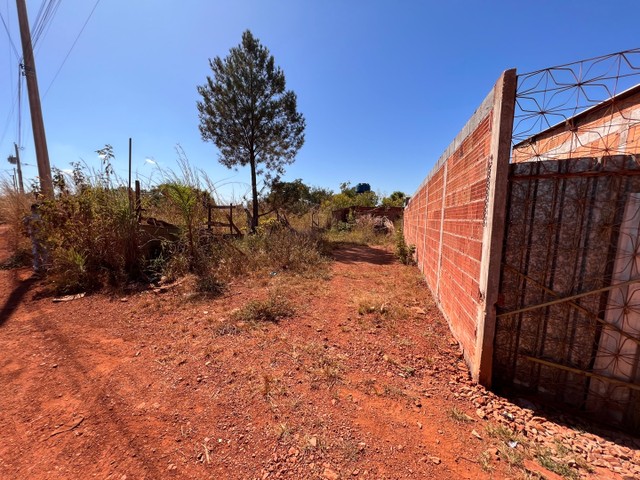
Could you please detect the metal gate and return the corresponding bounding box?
[493,156,640,432]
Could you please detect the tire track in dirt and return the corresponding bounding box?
[0,222,164,479]
[29,313,166,479]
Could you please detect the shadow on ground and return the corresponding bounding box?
[331,243,397,266]
[0,274,36,328]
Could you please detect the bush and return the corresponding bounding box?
[395,228,415,265]
[220,223,327,276]
[40,184,140,292]
[49,247,99,294]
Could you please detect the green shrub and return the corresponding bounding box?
[49,247,99,294]
[395,228,415,265]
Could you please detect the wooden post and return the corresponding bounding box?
[135,180,141,221]
[229,205,233,235]
[207,204,212,231]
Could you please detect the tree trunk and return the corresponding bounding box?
[250,156,259,233]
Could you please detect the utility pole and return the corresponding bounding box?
[15,0,53,198]
[14,143,24,194]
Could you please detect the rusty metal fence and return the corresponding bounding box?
[493,156,640,433]
[490,50,640,433]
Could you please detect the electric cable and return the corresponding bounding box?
[0,9,19,59]
[32,0,61,52]
[43,0,102,98]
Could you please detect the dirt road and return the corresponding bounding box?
[1,225,637,479]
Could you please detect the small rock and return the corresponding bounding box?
[308,436,318,448]
[323,467,339,480]
[476,409,486,419]
[471,429,482,440]
[429,456,441,465]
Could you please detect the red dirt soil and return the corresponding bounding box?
[0,225,636,479]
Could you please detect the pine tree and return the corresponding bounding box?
[197,30,306,232]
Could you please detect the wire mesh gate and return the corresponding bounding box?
[493,155,640,433]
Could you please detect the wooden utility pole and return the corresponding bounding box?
[15,0,53,198]
[14,143,24,194]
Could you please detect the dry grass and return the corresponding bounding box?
[233,291,295,324]
[448,407,475,424]
[0,177,32,268]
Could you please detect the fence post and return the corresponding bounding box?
[474,69,517,386]
[135,180,141,221]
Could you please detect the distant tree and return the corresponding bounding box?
[381,191,407,207]
[268,179,310,215]
[307,186,333,207]
[196,30,306,232]
[268,179,333,215]
[328,181,378,210]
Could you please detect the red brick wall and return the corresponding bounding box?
[404,71,516,382]
[405,112,494,364]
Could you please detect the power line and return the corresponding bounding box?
[0,9,19,59]
[32,0,61,51]
[0,79,20,148]
[43,0,101,98]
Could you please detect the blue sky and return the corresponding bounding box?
[1,0,639,202]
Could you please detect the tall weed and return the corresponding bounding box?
[40,162,140,293]
[0,176,31,267]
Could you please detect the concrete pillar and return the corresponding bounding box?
[474,69,517,386]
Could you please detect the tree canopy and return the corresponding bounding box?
[267,179,332,215]
[381,191,407,207]
[327,181,379,210]
[196,30,305,231]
